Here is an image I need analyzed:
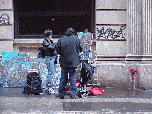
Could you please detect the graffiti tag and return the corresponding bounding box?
[0,14,10,24]
[97,26,126,39]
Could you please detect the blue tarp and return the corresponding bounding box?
[0,52,61,88]
[1,52,19,65]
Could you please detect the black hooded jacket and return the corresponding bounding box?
[55,28,83,67]
[43,38,57,56]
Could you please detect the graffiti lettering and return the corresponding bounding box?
[97,26,126,39]
[0,14,10,24]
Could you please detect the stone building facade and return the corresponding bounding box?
[0,0,152,89]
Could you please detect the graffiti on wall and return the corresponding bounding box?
[0,14,10,24]
[97,26,126,39]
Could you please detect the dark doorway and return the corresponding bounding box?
[13,0,95,38]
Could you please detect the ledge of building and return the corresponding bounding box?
[126,54,152,60]
[13,38,59,44]
[0,39,13,41]
[97,55,152,62]
[97,55,126,61]
[96,39,126,41]
[0,24,12,26]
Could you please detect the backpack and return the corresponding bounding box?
[37,47,47,59]
[23,72,43,95]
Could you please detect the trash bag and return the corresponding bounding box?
[23,72,43,95]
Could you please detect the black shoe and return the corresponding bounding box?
[60,96,64,99]
[70,95,78,99]
[55,94,64,99]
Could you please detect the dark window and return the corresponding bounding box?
[14,0,94,38]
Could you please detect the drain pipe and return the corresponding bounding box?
[130,69,139,90]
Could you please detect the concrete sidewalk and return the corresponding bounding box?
[0,87,152,114]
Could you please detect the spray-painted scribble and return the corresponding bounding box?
[0,14,10,24]
[97,26,126,39]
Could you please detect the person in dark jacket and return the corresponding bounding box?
[55,28,83,99]
[43,29,57,94]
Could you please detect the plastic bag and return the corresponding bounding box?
[90,87,104,96]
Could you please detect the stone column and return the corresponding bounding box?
[142,0,152,62]
[139,0,152,90]
[126,0,152,90]
[126,0,143,63]
[127,0,142,55]
[125,0,143,89]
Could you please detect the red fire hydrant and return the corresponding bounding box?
[130,69,139,90]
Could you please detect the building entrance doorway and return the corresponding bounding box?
[13,0,95,38]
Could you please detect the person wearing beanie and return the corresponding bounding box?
[55,28,83,99]
[43,29,57,94]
